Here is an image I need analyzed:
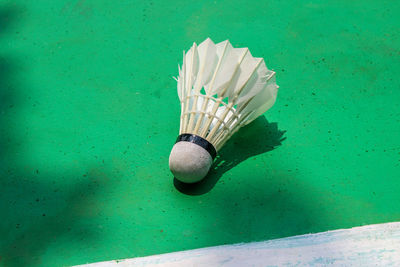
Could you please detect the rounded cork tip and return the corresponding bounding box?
[169,141,213,183]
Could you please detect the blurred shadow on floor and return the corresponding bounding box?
[0,172,113,267]
[0,6,111,266]
[174,116,286,195]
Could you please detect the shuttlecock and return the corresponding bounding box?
[169,38,278,183]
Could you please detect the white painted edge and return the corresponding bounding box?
[76,222,400,267]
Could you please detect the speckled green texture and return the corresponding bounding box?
[0,0,399,266]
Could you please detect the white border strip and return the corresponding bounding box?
[77,222,400,266]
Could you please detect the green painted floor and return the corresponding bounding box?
[0,0,399,266]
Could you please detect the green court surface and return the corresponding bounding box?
[0,0,399,266]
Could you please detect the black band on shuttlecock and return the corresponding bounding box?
[176,134,217,160]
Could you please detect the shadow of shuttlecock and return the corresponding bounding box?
[174,116,286,195]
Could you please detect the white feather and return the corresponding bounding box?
[193,38,217,92]
[184,43,199,93]
[204,41,240,96]
[176,38,278,150]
